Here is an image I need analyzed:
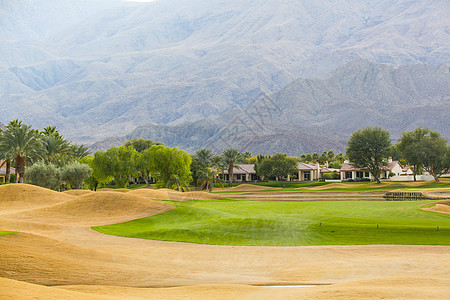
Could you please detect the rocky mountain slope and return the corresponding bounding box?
[91,61,449,155]
[1,0,449,153]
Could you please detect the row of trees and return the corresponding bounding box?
[0,120,90,186]
[81,138,192,190]
[1,120,448,190]
[299,150,346,168]
[347,127,450,183]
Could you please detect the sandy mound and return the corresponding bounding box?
[127,188,222,201]
[297,183,351,191]
[0,232,158,287]
[2,191,175,226]
[0,184,74,214]
[62,190,95,196]
[97,188,130,192]
[4,277,450,300]
[0,277,112,300]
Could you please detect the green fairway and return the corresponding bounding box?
[93,199,450,246]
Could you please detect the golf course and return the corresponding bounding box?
[1,181,449,299]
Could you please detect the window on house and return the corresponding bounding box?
[304,171,311,181]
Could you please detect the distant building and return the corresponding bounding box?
[340,157,411,181]
[297,162,321,181]
[0,162,15,183]
[218,164,259,182]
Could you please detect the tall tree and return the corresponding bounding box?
[211,155,227,184]
[336,153,345,163]
[80,155,108,190]
[397,127,431,181]
[346,127,391,183]
[41,134,71,166]
[222,148,242,187]
[257,153,297,187]
[416,133,450,182]
[194,148,213,166]
[327,149,335,162]
[124,138,157,153]
[147,145,192,190]
[312,152,319,162]
[70,144,90,160]
[190,148,213,189]
[92,146,138,188]
[0,120,43,182]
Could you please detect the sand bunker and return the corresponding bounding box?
[62,190,95,196]
[423,200,450,214]
[296,183,351,191]
[2,191,175,226]
[0,232,158,287]
[0,184,74,214]
[97,188,130,192]
[127,188,222,201]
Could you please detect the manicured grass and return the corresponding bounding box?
[93,200,450,246]
[0,231,17,236]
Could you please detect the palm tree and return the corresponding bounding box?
[222,148,242,187]
[0,121,43,182]
[41,134,70,165]
[70,144,91,160]
[195,148,213,166]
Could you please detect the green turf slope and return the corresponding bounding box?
[0,231,17,236]
[93,200,450,246]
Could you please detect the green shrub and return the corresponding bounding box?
[26,162,60,190]
[322,171,340,180]
[61,162,92,189]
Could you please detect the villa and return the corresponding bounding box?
[218,164,259,182]
[297,162,321,181]
[340,157,412,181]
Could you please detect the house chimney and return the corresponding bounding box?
[388,157,392,163]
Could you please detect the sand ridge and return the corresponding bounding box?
[127,188,222,201]
[1,190,175,226]
[0,183,74,214]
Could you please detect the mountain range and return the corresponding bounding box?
[0,0,449,154]
[89,60,448,155]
